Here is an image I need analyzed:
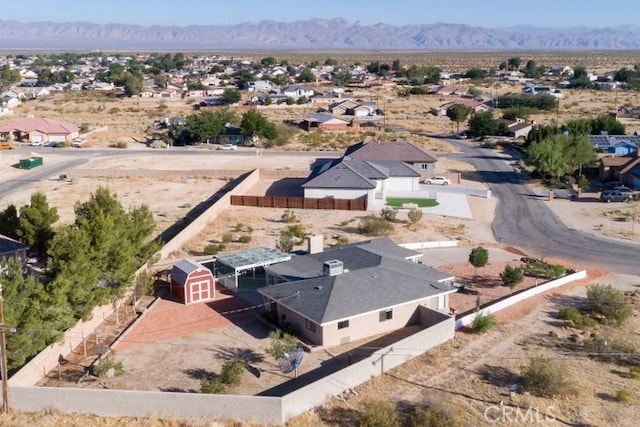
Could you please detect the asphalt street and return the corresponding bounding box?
[448,139,640,275]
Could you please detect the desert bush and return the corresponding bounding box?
[522,259,566,279]
[614,389,632,403]
[221,232,234,243]
[233,222,245,232]
[406,405,455,427]
[109,141,128,149]
[584,335,635,362]
[380,207,398,222]
[358,215,393,236]
[200,378,225,394]
[557,306,598,329]
[220,360,245,385]
[237,234,252,243]
[287,223,307,239]
[79,122,90,133]
[203,243,225,255]
[335,235,349,246]
[108,107,120,114]
[92,359,124,378]
[281,209,298,223]
[149,140,167,149]
[268,331,299,359]
[468,246,489,272]
[407,208,423,227]
[277,229,295,253]
[587,284,633,325]
[629,366,640,379]
[358,400,399,427]
[523,356,577,398]
[472,312,496,334]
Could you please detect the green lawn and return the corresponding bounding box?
[386,197,439,208]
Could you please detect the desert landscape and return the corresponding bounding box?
[2,50,640,426]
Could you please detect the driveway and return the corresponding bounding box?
[371,185,481,219]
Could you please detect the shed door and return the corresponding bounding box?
[190,280,210,302]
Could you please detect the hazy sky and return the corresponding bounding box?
[2,0,638,28]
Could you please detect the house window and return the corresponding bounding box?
[305,319,316,332]
[338,320,349,329]
[379,309,393,322]
[421,164,428,170]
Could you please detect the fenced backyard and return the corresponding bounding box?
[230,195,367,210]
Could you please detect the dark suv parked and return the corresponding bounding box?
[600,190,632,203]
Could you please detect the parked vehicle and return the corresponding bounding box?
[29,141,42,146]
[600,190,632,203]
[0,143,14,150]
[42,141,57,147]
[424,176,451,185]
[72,139,86,148]
[217,144,236,151]
[455,133,468,139]
[613,185,633,194]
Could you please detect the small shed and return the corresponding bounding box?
[170,259,215,305]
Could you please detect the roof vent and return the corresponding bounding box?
[314,285,323,290]
[323,259,344,276]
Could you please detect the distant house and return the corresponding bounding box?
[281,85,315,100]
[259,237,456,347]
[599,150,640,188]
[170,259,216,305]
[590,135,640,156]
[246,80,273,92]
[344,140,438,173]
[300,113,353,132]
[548,65,573,76]
[0,117,79,144]
[432,98,490,116]
[0,234,29,264]
[498,119,534,139]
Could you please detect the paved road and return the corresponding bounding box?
[448,139,640,275]
[0,157,88,199]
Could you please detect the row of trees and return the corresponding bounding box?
[178,108,277,145]
[0,188,158,369]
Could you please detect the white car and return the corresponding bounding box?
[29,141,42,146]
[72,139,86,148]
[424,176,452,185]
[217,144,236,151]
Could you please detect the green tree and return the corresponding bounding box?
[277,229,295,253]
[500,265,524,293]
[260,57,276,67]
[222,88,241,105]
[1,257,52,369]
[468,246,489,275]
[0,204,20,239]
[525,135,569,178]
[123,73,143,97]
[524,60,544,79]
[17,192,59,256]
[333,70,352,86]
[446,104,473,134]
[465,68,487,80]
[296,68,315,83]
[468,111,499,137]
[240,109,277,140]
[507,57,522,71]
[0,64,21,91]
[324,58,338,66]
[186,109,236,143]
[569,66,593,89]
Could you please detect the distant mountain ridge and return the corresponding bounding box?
[1,18,640,50]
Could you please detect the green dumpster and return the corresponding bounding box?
[19,156,43,169]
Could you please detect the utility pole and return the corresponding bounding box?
[0,284,9,413]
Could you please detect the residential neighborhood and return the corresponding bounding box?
[2,44,640,427]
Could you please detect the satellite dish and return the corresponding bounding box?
[278,346,304,377]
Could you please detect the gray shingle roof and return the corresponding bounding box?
[259,256,454,324]
[302,159,377,189]
[344,140,437,164]
[368,160,420,177]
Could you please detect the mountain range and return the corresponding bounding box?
[1,18,640,50]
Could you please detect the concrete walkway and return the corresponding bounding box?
[418,247,522,268]
[370,189,475,219]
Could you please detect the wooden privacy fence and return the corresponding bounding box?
[231,195,367,211]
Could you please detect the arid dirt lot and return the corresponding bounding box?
[2,56,640,425]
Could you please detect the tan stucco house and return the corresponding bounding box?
[258,237,456,347]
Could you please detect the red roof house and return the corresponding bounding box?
[170,259,216,305]
[0,117,79,144]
